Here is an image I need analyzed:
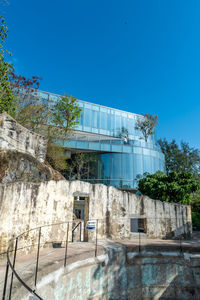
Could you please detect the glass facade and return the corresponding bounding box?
[37,90,165,190]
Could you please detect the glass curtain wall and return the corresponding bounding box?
[36,90,165,190]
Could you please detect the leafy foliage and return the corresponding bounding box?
[138,171,200,205]
[191,188,200,230]
[192,212,200,231]
[158,139,200,176]
[0,16,15,115]
[46,142,67,171]
[51,94,82,137]
[135,113,158,142]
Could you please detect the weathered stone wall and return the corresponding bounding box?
[0,112,47,162]
[0,180,192,253]
[22,246,200,300]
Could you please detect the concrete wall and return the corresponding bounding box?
[0,180,192,253]
[23,246,200,300]
[0,112,47,162]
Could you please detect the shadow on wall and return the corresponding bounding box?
[88,245,127,300]
[164,221,192,240]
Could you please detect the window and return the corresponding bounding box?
[130,218,146,233]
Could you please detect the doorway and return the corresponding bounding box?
[73,195,89,241]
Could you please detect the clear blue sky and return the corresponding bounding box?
[2,0,200,149]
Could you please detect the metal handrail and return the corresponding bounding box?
[2,220,73,300]
[72,221,82,243]
[1,219,99,300]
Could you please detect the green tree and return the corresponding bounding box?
[51,94,82,138]
[138,171,199,205]
[45,95,81,170]
[135,113,158,142]
[158,139,200,176]
[0,16,15,114]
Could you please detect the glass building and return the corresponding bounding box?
[37,90,165,190]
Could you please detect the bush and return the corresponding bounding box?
[192,212,200,231]
[138,171,199,205]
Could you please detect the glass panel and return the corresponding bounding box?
[99,129,107,135]
[110,154,122,180]
[91,104,99,111]
[91,128,99,134]
[79,113,83,126]
[101,154,110,181]
[134,147,142,154]
[143,155,152,174]
[111,144,122,152]
[115,115,121,130]
[92,110,99,128]
[100,107,107,113]
[151,150,157,158]
[122,117,129,131]
[76,141,89,149]
[84,108,91,127]
[100,111,107,130]
[143,148,151,156]
[122,145,132,153]
[152,157,158,173]
[107,114,111,131]
[101,143,111,151]
[129,119,135,135]
[110,114,115,131]
[134,154,143,179]
[85,103,92,109]
[88,142,100,150]
[122,154,133,180]
[110,180,121,188]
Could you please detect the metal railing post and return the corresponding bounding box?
[139,230,141,253]
[2,261,9,300]
[80,222,82,242]
[35,227,41,286]
[72,228,74,243]
[95,219,98,257]
[72,221,81,243]
[180,236,183,254]
[8,237,18,300]
[64,222,69,267]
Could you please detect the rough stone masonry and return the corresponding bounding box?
[0,112,47,162]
